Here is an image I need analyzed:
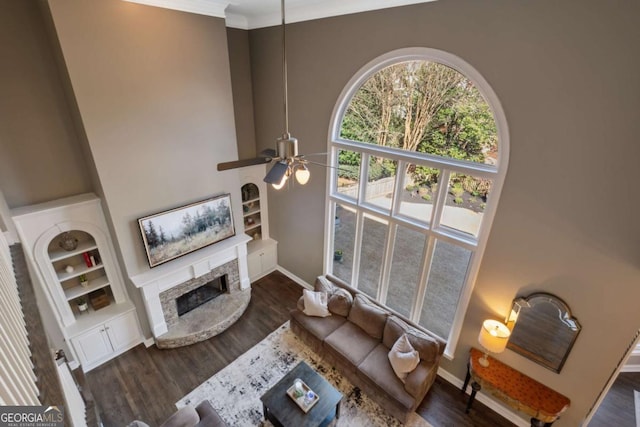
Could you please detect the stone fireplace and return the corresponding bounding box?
[131,235,252,348]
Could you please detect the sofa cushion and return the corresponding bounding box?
[383,316,439,363]
[160,405,200,427]
[348,294,388,339]
[314,276,335,294]
[328,288,352,317]
[325,321,380,368]
[290,309,346,341]
[313,276,353,317]
[388,334,420,382]
[357,343,415,410]
[298,290,352,318]
[195,400,227,427]
[302,289,331,317]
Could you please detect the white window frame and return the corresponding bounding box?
[323,48,509,358]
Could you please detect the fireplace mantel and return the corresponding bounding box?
[130,234,251,337]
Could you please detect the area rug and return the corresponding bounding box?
[177,322,432,426]
[635,390,640,427]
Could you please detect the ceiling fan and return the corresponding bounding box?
[217,0,321,189]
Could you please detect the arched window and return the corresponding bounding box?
[325,48,509,357]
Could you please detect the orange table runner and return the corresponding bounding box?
[469,348,570,423]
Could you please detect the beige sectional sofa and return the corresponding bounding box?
[290,274,446,423]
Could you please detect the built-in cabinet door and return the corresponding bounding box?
[247,251,262,281]
[73,326,112,366]
[247,240,278,282]
[71,310,141,370]
[105,310,140,352]
[260,246,277,272]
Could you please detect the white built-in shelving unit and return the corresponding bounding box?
[12,193,142,372]
[241,165,278,282]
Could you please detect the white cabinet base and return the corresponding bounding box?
[247,238,277,282]
[73,326,113,367]
[70,309,141,372]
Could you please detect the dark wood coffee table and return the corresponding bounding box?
[260,361,342,427]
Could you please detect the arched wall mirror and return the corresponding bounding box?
[505,293,581,373]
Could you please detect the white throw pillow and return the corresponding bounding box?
[302,289,331,317]
[388,334,420,382]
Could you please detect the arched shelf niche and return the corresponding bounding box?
[34,220,127,327]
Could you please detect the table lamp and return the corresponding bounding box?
[477,319,511,367]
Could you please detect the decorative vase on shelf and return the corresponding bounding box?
[79,274,89,288]
[59,232,78,251]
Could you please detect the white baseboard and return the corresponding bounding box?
[622,364,640,373]
[250,267,278,284]
[437,367,529,427]
[275,265,313,289]
[143,337,156,348]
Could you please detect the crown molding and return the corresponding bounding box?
[236,0,436,30]
[225,12,249,29]
[124,0,437,30]
[123,0,230,18]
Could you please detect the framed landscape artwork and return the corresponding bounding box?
[138,194,235,268]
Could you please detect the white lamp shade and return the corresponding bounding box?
[478,319,511,354]
[295,166,310,185]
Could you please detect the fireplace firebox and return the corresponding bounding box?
[176,275,227,316]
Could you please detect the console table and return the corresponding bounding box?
[462,348,570,427]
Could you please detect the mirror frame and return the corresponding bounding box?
[506,292,581,373]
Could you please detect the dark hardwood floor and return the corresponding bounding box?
[589,371,640,427]
[86,271,515,426]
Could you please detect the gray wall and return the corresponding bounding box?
[46,0,242,275]
[227,28,257,161]
[248,1,640,425]
[46,0,243,335]
[0,0,93,360]
[0,0,91,208]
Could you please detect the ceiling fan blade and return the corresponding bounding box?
[260,148,277,158]
[304,159,351,173]
[302,159,331,168]
[297,152,327,158]
[264,161,289,184]
[217,157,271,171]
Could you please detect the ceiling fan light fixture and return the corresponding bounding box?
[216,0,327,186]
[272,172,288,190]
[295,164,310,185]
[277,134,298,159]
[264,160,289,185]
